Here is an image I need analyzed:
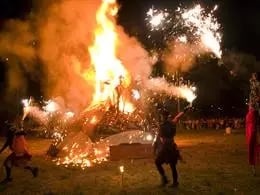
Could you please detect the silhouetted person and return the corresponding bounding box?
[154,105,191,187]
[115,76,124,113]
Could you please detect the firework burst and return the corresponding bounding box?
[145,4,222,58]
[179,4,222,58]
[145,7,171,31]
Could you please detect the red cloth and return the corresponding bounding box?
[11,135,30,156]
[246,108,255,144]
[246,108,260,165]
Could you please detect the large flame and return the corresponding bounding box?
[87,0,133,113]
[20,0,200,170]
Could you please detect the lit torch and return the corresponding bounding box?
[21,97,33,121]
[178,85,197,106]
[119,165,124,187]
[119,165,124,173]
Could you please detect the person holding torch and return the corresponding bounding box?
[154,104,192,187]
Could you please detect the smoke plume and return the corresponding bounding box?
[162,40,208,73]
[222,51,260,77]
[0,20,36,98]
[116,26,153,82]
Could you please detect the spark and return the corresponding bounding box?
[145,4,222,58]
[43,100,60,113]
[177,35,187,43]
[119,100,135,114]
[178,85,197,103]
[180,4,222,58]
[146,7,170,31]
[146,78,197,103]
[21,99,30,107]
[191,86,197,91]
[65,111,75,119]
[132,89,141,100]
[90,116,97,124]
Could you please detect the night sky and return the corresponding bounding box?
[0,0,259,118]
[0,0,259,58]
[117,0,260,58]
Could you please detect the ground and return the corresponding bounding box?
[0,129,259,194]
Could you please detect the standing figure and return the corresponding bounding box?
[0,124,38,184]
[115,76,124,113]
[154,105,191,187]
[246,107,259,175]
[246,72,260,175]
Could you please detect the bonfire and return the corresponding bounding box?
[17,0,225,169]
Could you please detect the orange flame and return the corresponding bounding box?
[86,0,134,113]
[90,115,97,124]
[69,0,135,114]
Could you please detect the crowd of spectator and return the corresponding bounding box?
[181,118,245,130]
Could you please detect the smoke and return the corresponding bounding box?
[33,0,103,112]
[162,40,208,73]
[0,20,35,62]
[0,0,205,113]
[0,0,156,113]
[0,0,102,112]
[222,51,260,77]
[116,26,153,82]
[34,0,157,112]
[0,20,36,98]
[145,77,196,103]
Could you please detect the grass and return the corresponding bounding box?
[0,129,259,194]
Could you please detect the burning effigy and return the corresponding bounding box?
[18,0,222,169]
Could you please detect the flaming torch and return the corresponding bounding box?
[178,85,197,106]
[119,165,124,187]
[21,98,31,121]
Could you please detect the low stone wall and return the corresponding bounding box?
[110,143,153,161]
